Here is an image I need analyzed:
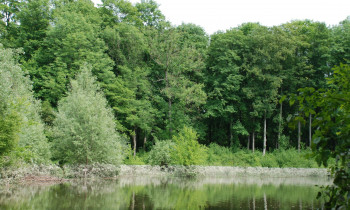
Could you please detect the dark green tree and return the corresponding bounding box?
[295,64,350,208]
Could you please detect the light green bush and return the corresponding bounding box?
[205,144,320,168]
[272,149,318,168]
[260,154,279,168]
[124,145,147,165]
[148,140,174,166]
[207,143,234,166]
[171,126,207,166]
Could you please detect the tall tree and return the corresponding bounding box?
[0,46,51,163]
[296,64,350,208]
[52,66,125,165]
[17,0,51,60]
[135,0,165,28]
[241,24,294,154]
[0,0,21,47]
[26,0,115,107]
[331,17,350,66]
[147,25,207,139]
[102,22,157,155]
[205,28,245,146]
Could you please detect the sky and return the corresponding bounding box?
[94,0,350,35]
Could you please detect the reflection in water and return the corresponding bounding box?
[0,176,329,209]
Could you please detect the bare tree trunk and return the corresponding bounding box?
[264,193,267,210]
[252,131,255,153]
[263,111,267,156]
[253,196,255,210]
[131,191,135,210]
[165,69,172,136]
[133,128,137,157]
[298,120,301,153]
[143,135,147,150]
[309,113,312,147]
[247,134,250,150]
[168,98,172,135]
[229,119,233,146]
[278,97,283,149]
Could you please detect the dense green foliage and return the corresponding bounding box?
[52,67,124,165]
[147,140,174,166]
[2,0,348,154]
[170,126,207,166]
[0,46,50,165]
[294,64,350,208]
[0,1,349,206]
[206,143,320,168]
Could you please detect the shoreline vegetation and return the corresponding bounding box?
[0,164,329,186]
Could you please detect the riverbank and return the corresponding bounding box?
[0,164,329,186]
[119,165,329,178]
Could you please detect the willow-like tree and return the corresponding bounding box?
[0,46,51,163]
[52,66,125,165]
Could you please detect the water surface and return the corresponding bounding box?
[0,176,329,209]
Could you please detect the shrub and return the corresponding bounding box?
[171,126,207,166]
[148,140,174,166]
[260,154,279,168]
[273,149,318,168]
[124,145,147,165]
[207,143,234,166]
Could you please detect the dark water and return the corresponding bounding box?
[0,176,330,209]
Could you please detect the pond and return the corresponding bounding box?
[0,176,330,209]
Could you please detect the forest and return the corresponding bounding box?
[0,0,349,175]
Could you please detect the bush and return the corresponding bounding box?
[205,145,320,168]
[260,154,279,168]
[231,150,262,167]
[148,140,174,166]
[124,145,147,165]
[207,143,234,166]
[273,149,318,168]
[171,126,207,166]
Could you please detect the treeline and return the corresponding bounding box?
[0,0,349,164]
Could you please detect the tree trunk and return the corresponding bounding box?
[253,196,255,210]
[131,191,135,210]
[165,69,172,136]
[247,134,250,150]
[143,135,147,150]
[309,114,312,147]
[168,98,172,135]
[278,97,283,149]
[252,131,255,153]
[263,110,267,156]
[133,128,137,157]
[298,120,301,153]
[229,119,233,146]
